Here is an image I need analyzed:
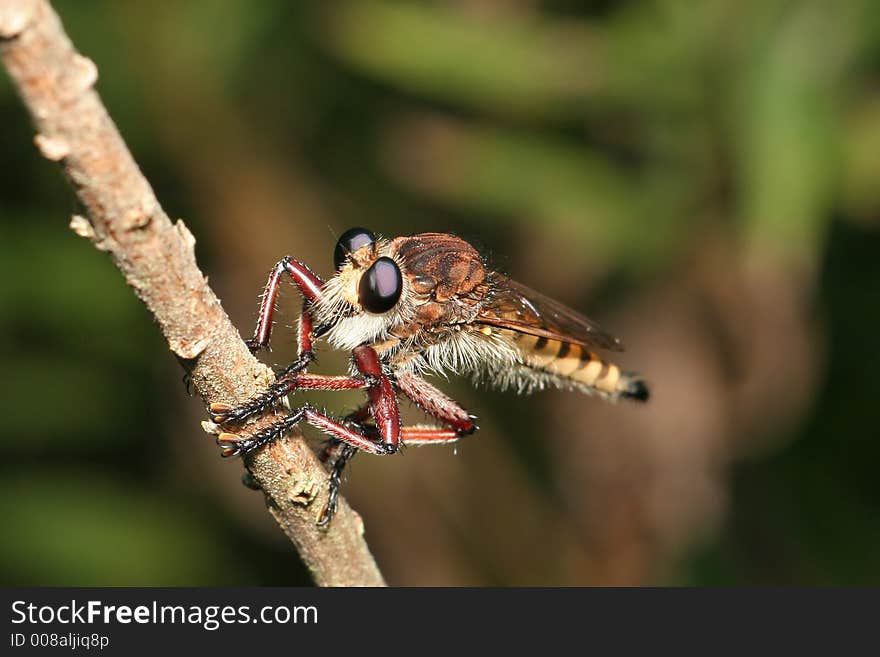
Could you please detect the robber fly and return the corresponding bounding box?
[208,228,649,524]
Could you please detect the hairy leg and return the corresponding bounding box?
[216,404,394,457]
[216,351,392,454]
[317,443,358,526]
[246,256,324,354]
[210,373,367,424]
[395,371,478,439]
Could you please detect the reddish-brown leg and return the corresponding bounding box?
[215,257,332,423]
[216,345,401,456]
[315,370,477,487]
[316,403,370,525]
[209,373,367,424]
[247,256,325,354]
[395,371,478,437]
[273,302,320,379]
[400,427,462,444]
[319,403,371,463]
[217,405,393,457]
[248,259,325,385]
[220,259,408,524]
[353,345,400,450]
[316,372,478,522]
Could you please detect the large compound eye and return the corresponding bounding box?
[334,227,375,270]
[358,257,403,314]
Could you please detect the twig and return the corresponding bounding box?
[0,0,386,587]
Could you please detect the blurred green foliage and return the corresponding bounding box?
[1,0,879,585]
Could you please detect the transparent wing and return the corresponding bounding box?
[476,275,624,351]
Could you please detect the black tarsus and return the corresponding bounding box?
[218,407,307,456]
[317,443,358,527]
[212,353,315,424]
[276,350,316,379]
[315,412,380,525]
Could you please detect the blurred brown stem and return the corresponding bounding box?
[0,0,386,586]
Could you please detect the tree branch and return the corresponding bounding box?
[0,0,386,587]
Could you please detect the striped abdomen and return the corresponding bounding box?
[508,331,647,401]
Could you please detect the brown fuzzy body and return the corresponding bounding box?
[389,233,490,329]
[317,232,646,402]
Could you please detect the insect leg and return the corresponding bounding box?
[216,349,400,456]
[395,371,478,438]
[246,256,324,354]
[317,443,358,527]
[319,403,371,463]
[216,345,403,527]
[352,345,401,453]
[217,405,394,458]
[316,404,373,525]
[274,301,321,379]
[399,427,462,444]
[301,346,401,525]
[309,378,471,517]
[219,258,334,423]
[210,373,367,424]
